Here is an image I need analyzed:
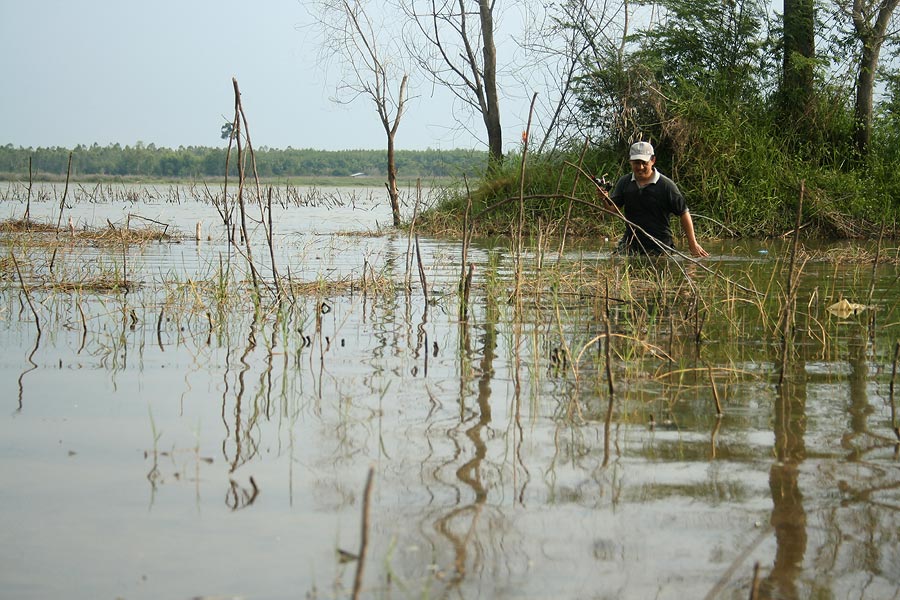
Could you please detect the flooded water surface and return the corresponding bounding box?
[1,183,898,599]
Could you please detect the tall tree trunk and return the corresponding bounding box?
[478,0,503,166]
[852,0,900,159]
[386,133,401,226]
[780,0,816,133]
[854,41,878,158]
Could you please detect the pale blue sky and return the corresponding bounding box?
[0,0,514,151]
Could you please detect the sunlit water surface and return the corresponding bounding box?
[1,183,898,599]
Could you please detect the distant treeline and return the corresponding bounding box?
[0,143,488,180]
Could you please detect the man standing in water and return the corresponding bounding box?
[603,141,708,257]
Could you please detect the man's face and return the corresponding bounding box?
[630,157,655,181]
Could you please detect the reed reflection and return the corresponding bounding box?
[846,323,873,456]
[761,372,807,600]
[433,297,497,589]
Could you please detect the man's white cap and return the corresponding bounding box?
[629,141,654,161]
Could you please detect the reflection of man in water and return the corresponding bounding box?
[602,141,709,258]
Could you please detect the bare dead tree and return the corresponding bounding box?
[310,0,409,226]
[513,0,631,153]
[400,0,504,166]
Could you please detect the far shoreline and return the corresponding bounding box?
[0,173,457,188]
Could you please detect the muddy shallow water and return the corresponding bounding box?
[0,183,898,599]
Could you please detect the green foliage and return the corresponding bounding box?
[423,78,899,239]
[871,68,900,174]
[417,147,622,237]
[638,0,773,104]
[518,0,900,239]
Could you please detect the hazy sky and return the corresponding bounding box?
[0,0,516,151]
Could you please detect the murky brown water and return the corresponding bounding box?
[1,183,898,599]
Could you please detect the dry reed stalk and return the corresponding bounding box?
[866,221,885,333]
[461,263,474,322]
[405,180,422,294]
[351,466,375,600]
[265,187,282,297]
[602,281,615,466]
[415,233,428,310]
[749,562,761,599]
[48,152,73,272]
[25,156,32,224]
[891,341,900,441]
[710,416,722,459]
[232,78,281,296]
[76,301,87,354]
[458,177,473,321]
[513,93,539,306]
[557,137,591,260]
[779,181,805,386]
[157,307,165,352]
[230,78,261,297]
[604,278,615,400]
[709,365,723,416]
[12,253,41,338]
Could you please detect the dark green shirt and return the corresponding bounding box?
[610,170,687,254]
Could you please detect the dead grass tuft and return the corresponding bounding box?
[0,219,58,233]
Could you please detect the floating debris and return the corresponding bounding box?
[827,298,868,318]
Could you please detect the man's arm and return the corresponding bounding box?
[679,211,709,257]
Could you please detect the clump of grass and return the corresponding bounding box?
[806,244,900,265]
[78,223,174,246]
[0,217,176,245]
[286,268,393,298]
[0,218,57,233]
[45,277,132,293]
